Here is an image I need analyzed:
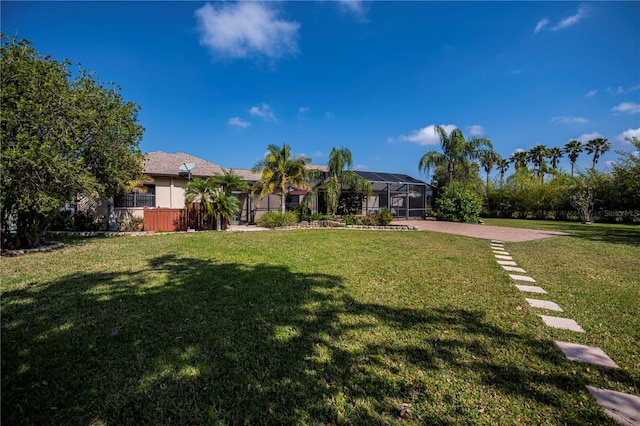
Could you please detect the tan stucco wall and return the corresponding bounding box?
[114,207,144,219]
[153,177,188,208]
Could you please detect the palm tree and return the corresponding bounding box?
[306,147,372,216]
[252,143,310,213]
[510,151,529,170]
[563,140,583,176]
[548,147,563,170]
[528,144,549,182]
[185,177,240,230]
[211,192,240,230]
[184,177,218,229]
[418,126,493,186]
[479,149,500,188]
[585,138,611,169]
[496,157,511,187]
[214,169,248,196]
[185,177,217,215]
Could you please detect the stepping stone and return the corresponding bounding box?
[491,240,505,244]
[490,244,504,248]
[495,255,514,260]
[555,341,619,368]
[502,265,527,273]
[509,274,535,282]
[515,285,547,294]
[525,298,564,312]
[586,386,639,425]
[539,315,585,332]
[497,260,518,266]
[493,250,510,255]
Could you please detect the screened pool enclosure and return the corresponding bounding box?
[244,170,435,221]
[352,171,434,219]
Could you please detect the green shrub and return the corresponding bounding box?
[345,210,393,226]
[297,205,333,222]
[256,211,299,228]
[379,207,394,225]
[344,214,359,226]
[435,185,482,223]
[118,216,145,232]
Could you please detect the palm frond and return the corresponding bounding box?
[418,151,447,176]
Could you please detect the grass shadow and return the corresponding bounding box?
[2,253,626,424]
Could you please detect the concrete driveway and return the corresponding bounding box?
[392,220,569,242]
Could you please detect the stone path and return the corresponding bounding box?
[488,239,640,424]
[525,298,563,312]
[586,387,640,425]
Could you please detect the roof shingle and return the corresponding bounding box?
[144,152,225,177]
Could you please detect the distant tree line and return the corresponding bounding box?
[417,125,639,223]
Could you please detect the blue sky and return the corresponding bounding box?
[3,1,639,180]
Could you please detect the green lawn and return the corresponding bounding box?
[2,225,638,425]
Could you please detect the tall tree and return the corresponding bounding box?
[418,126,493,186]
[479,150,500,189]
[510,151,529,170]
[529,144,550,182]
[611,137,640,215]
[305,147,372,216]
[251,143,310,213]
[585,138,611,169]
[563,140,583,176]
[1,35,144,248]
[548,147,564,170]
[496,157,511,187]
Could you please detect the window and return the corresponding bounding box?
[285,194,300,211]
[114,185,156,208]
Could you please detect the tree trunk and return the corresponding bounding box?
[281,183,286,213]
[448,162,454,186]
[16,211,48,249]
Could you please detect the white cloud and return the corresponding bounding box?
[612,102,640,114]
[325,111,336,119]
[618,128,640,142]
[511,148,526,155]
[550,116,588,124]
[298,106,309,114]
[311,150,327,159]
[575,132,605,143]
[336,0,368,21]
[551,5,587,31]
[534,18,549,33]
[227,117,251,128]
[615,84,640,94]
[194,2,300,61]
[584,89,597,97]
[605,160,617,170]
[249,103,278,123]
[398,124,457,146]
[354,164,369,170]
[468,125,485,135]
[536,5,588,34]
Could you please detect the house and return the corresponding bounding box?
[113,151,434,230]
[114,151,225,215]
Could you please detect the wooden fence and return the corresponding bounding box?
[143,206,216,232]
